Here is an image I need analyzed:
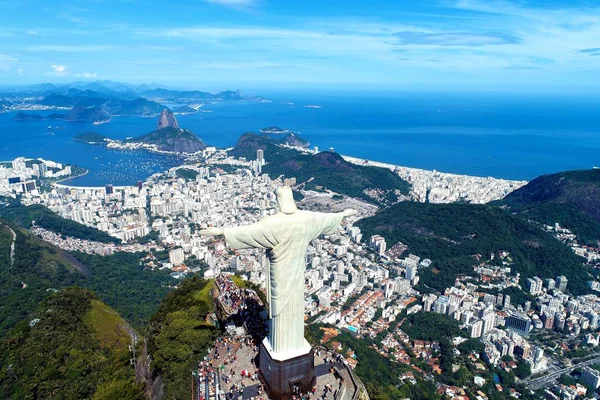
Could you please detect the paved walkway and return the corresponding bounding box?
[2,223,16,268]
[211,339,353,400]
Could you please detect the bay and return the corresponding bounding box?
[0,91,599,186]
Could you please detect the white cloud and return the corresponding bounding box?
[74,72,98,78]
[0,54,18,61]
[50,64,68,76]
[394,31,518,46]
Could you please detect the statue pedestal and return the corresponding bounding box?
[259,338,315,400]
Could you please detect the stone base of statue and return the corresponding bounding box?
[259,338,315,400]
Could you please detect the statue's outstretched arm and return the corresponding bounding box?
[341,209,358,217]
[199,227,224,236]
[310,208,357,240]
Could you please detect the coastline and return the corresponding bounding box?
[52,169,89,186]
[341,155,528,185]
[49,146,528,192]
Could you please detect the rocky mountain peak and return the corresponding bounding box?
[157,109,179,129]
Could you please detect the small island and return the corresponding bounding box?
[260,126,288,134]
[74,132,109,145]
[173,105,198,114]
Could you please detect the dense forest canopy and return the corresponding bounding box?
[0,287,144,400]
[148,277,219,400]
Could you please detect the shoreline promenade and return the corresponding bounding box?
[49,148,528,196]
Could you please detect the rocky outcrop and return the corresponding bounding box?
[136,340,164,400]
[157,109,179,129]
[282,132,309,147]
[128,127,207,153]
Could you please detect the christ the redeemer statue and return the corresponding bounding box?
[200,186,356,357]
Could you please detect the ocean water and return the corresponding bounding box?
[1,91,599,186]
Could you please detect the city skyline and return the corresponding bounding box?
[1,0,600,92]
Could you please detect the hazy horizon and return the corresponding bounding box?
[1,0,600,93]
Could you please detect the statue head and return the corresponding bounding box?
[275,186,298,214]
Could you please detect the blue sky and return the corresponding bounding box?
[1,0,600,92]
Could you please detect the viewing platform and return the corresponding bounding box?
[195,335,367,400]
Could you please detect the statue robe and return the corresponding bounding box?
[223,210,345,356]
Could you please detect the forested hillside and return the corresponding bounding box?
[148,277,219,400]
[0,221,175,336]
[0,287,144,399]
[230,133,410,204]
[358,202,590,294]
[501,169,600,245]
[0,197,120,244]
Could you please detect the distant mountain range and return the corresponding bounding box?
[4,81,266,121]
[1,80,262,101]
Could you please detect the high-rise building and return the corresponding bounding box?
[503,295,511,309]
[514,341,531,359]
[256,149,265,165]
[587,312,599,330]
[541,313,554,330]
[483,294,496,306]
[358,271,367,288]
[38,162,47,177]
[105,184,114,195]
[423,294,437,312]
[468,320,483,338]
[482,309,496,335]
[526,276,543,294]
[556,275,568,292]
[533,346,544,363]
[554,314,566,331]
[433,296,449,315]
[581,367,600,389]
[283,177,296,187]
[461,310,474,324]
[496,294,504,307]
[506,313,531,336]
[369,235,387,255]
[169,248,185,266]
[405,265,417,281]
[545,278,556,290]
